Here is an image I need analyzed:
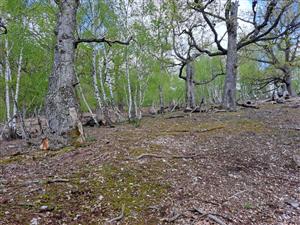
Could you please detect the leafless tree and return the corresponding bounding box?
[245,6,300,97]
[187,0,300,110]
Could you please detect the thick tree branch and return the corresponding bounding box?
[74,36,133,48]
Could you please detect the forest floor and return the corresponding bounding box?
[1,99,300,225]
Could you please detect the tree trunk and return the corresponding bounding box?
[45,0,85,147]
[158,85,164,114]
[105,53,115,105]
[284,71,296,97]
[222,1,238,111]
[185,62,196,110]
[4,39,12,132]
[125,47,134,119]
[12,48,23,131]
[98,53,107,103]
[88,48,102,109]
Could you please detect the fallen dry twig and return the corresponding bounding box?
[105,204,125,224]
[160,212,182,222]
[221,189,250,204]
[135,153,203,160]
[195,126,225,133]
[45,178,69,184]
[192,208,228,225]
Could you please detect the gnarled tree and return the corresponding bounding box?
[188,0,300,110]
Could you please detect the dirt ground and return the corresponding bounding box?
[1,100,300,225]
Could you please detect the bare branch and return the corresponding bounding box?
[74,36,133,48]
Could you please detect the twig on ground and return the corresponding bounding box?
[160,212,183,222]
[195,126,225,133]
[221,189,249,204]
[45,178,69,184]
[106,204,125,224]
[135,153,203,160]
[192,208,228,225]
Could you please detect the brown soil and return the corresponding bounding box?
[1,100,299,225]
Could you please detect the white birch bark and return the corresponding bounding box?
[104,50,114,104]
[106,70,114,104]
[98,53,107,102]
[90,1,103,109]
[12,48,23,130]
[92,48,103,109]
[4,39,12,128]
[125,48,133,119]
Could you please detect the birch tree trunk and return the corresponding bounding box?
[91,48,103,109]
[4,39,12,130]
[45,0,85,147]
[106,69,115,105]
[104,50,115,105]
[12,48,23,131]
[222,1,238,111]
[125,47,133,119]
[185,62,196,110]
[98,54,107,103]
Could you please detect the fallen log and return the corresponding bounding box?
[237,101,259,109]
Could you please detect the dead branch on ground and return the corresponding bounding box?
[105,204,125,224]
[191,208,228,225]
[135,153,203,160]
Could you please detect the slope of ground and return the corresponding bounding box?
[1,101,300,225]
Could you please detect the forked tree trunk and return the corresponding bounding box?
[45,0,85,147]
[222,1,238,111]
[185,62,196,110]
